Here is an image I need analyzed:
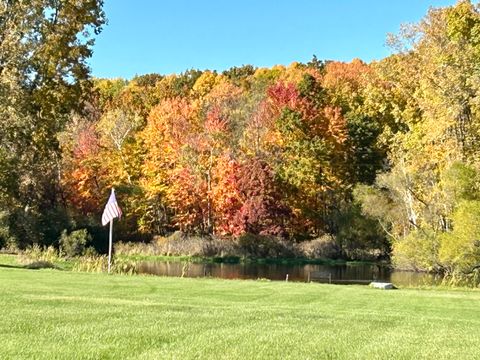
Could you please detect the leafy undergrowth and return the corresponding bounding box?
[1,267,480,359]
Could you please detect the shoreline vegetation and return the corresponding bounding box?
[0,250,380,272]
[0,252,466,289]
[2,226,474,287]
[0,250,464,289]
[2,230,388,274]
[113,232,386,264]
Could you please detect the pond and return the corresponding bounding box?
[136,261,442,287]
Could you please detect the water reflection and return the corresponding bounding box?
[137,261,442,287]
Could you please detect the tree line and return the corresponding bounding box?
[2,1,480,276]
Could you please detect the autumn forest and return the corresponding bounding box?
[2,1,480,278]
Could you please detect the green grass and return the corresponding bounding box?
[0,253,18,266]
[0,253,76,271]
[1,267,480,359]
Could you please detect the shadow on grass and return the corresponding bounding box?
[0,261,58,270]
[0,263,25,269]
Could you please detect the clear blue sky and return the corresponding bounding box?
[89,0,456,79]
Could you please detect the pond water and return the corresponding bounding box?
[137,261,442,287]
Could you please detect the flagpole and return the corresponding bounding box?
[102,187,120,274]
[108,219,113,273]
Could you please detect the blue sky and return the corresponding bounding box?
[89,0,456,79]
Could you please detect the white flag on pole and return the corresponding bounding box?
[101,188,122,226]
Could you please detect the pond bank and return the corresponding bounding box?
[0,253,447,288]
[116,253,381,266]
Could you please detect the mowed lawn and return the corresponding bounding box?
[1,266,480,360]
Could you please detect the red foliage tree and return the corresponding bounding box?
[62,121,105,215]
[231,158,290,236]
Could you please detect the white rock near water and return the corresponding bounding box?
[369,282,395,290]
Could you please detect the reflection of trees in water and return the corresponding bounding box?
[137,261,438,286]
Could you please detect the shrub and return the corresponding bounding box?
[84,246,98,257]
[115,241,158,256]
[296,235,341,259]
[201,237,237,257]
[112,257,138,275]
[72,255,107,273]
[59,229,91,257]
[238,233,295,258]
[116,231,238,258]
[72,255,138,275]
[392,229,441,272]
[18,244,61,265]
[444,268,480,287]
[25,261,56,269]
[439,200,480,274]
[156,231,204,256]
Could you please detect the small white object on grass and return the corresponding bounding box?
[369,282,395,290]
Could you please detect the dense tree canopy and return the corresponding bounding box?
[57,58,390,259]
[3,0,480,275]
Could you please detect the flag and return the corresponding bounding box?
[102,188,122,226]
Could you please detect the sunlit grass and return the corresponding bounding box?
[1,266,479,359]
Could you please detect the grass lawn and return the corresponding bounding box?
[1,264,480,359]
